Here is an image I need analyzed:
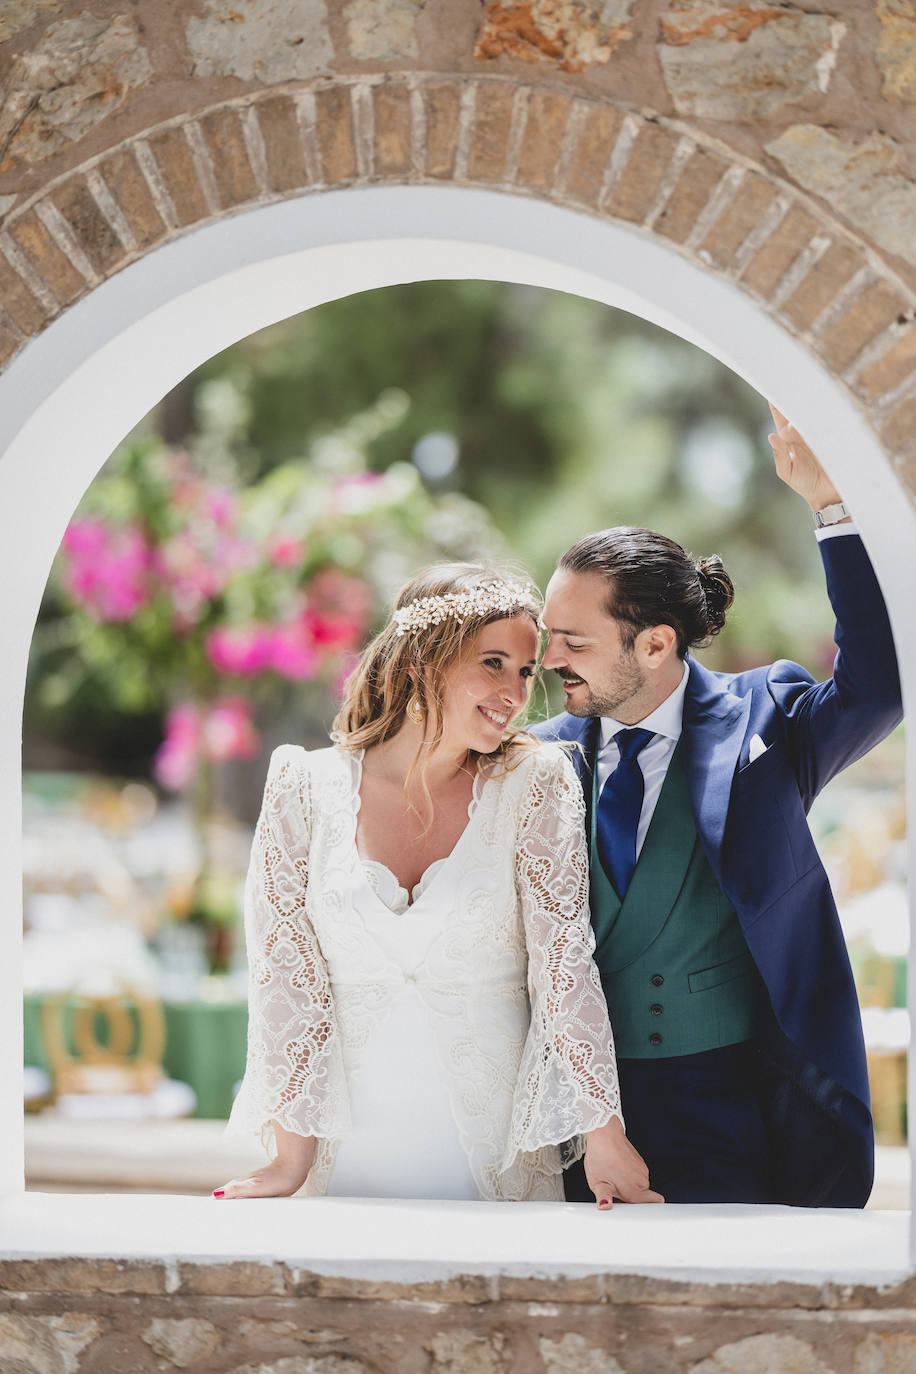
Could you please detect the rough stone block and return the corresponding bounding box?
[186,0,333,83]
[819,280,910,372]
[766,126,916,272]
[428,1328,507,1373]
[692,1330,835,1372]
[563,102,624,207]
[0,12,151,171]
[142,1316,221,1367]
[8,208,85,304]
[0,311,20,368]
[540,1332,625,1373]
[876,0,916,103]
[0,1311,101,1373]
[856,324,916,401]
[0,248,52,333]
[698,174,778,269]
[654,146,729,244]
[515,89,571,192]
[0,1,66,45]
[373,81,412,177]
[474,0,636,72]
[97,147,167,250]
[658,3,845,120]
[177,1260,287,1297]
[345,0,426,61]
[51,177,125,276]
[147,126,210,227]
[315,86,358,184]
[467,81,516,183]
[741,203,820,297]
[607,121,678,223]
[200,108,259,208]
[0,1257,168,1296]
[880,390,916,452]
[779,241,864,333]
[424,81,462,179]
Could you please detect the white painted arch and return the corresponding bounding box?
[2,185,913,1274]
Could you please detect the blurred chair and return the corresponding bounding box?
[24,1065,53,1113]
[40,985,196,1119]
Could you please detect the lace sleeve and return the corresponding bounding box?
[504,748,622,1168]
[226,745,350,1153]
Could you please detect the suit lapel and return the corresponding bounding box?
[681,658,750,874]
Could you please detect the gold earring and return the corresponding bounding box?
[405,693,425,725]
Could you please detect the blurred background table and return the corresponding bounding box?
[24,992,247,1120]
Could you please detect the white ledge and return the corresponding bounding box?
[0,1194,910,1288]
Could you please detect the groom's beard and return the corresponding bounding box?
[554,654,646,719]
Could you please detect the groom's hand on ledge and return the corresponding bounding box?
[584,1117,665,1210]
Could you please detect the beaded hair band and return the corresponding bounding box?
[393,582,533,637]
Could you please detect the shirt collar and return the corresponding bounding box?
[598,659,690,752]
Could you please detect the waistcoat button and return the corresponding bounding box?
[650,1003,663,1016]
[651,974,664,987]
[649,1032,663,1046]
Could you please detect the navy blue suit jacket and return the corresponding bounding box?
[533,533,902,1207]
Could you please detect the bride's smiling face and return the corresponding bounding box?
[436,617,539,754]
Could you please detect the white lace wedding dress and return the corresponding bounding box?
[228,741,622,1201]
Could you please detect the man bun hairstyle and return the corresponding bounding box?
[558,527,734,658]
[693,554,735,638]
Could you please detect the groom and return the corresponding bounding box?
[534,407,902,1206]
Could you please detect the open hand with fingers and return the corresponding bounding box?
[584,1116,665,1210]
[767,402,845,514]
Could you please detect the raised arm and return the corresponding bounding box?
[765,406,902,801]
[217,746,349,1199]
[511,749,662,1208]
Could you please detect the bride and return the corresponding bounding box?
[215,563,661,1207]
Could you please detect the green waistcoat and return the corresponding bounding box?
[590,741,760,1059]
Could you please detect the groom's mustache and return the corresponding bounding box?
[553,668,586,686]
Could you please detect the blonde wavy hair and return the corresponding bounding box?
[332,563,543,792]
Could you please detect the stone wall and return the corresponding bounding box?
[2,1259,916,1373]
[1,1,915,495]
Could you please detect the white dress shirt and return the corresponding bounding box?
[594,520,857,857]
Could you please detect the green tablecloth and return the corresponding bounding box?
[23,993,248,1120]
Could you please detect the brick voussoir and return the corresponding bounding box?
[199,107,260,209]
[466,80,517,183]
[8,208,86,307]
[606,121,680,225]
[49,176,127,279]
[96,147,168,252]
[817,279,915,375]
[698,174,779,272]
[513,89,574,194]
[373,80,413,179]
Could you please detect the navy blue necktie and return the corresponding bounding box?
[596,728,654,898]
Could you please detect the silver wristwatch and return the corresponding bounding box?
[813,501,851,529]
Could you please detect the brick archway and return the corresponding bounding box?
[1,71,915,483]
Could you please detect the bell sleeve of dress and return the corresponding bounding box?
[504,746,622,1170]
[226,744,351,1154]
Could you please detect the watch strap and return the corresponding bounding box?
[813,501,851,528]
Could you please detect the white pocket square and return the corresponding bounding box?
[748,733,768,763]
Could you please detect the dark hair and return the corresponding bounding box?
[557,527,734,658]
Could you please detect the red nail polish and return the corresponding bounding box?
[213,1189,225,1197]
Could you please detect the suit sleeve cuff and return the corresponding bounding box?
[815,522,859,541]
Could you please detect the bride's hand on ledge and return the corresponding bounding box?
[584,1117,665,1211]
[213,1124,316,1199]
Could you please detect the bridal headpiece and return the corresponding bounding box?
[393,582,532,637]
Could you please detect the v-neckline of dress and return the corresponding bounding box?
[347,747,487,913]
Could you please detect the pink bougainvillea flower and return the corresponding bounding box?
[61,520,153,622]
[268,622,320,680]
[203,697,260,762]
[268,534,304,568]
[205,624,275,676]
[153,703,201,791]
